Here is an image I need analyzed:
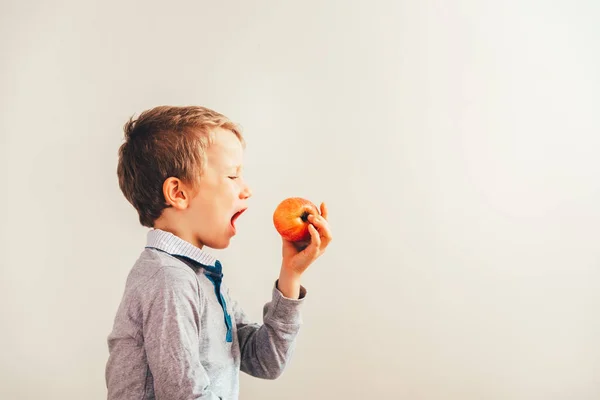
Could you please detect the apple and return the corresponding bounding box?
[272,197,320,242]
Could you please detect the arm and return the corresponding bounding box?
[232,202,333,380]
[143,267,221,399]
[229,280,306,380]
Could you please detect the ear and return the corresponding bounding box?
[162,177,191,210]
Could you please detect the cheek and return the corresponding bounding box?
[227,181,241,199]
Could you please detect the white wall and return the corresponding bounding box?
[1,1,599,399]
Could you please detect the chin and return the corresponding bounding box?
[204,234,232,250]
[211,240,231,250]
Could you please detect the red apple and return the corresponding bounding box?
[273,197,320,242]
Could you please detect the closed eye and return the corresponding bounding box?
[228,176,239,180]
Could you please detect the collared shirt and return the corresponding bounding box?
[106,229,306,400]
[145,229,234,342]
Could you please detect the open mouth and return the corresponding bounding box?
[230,208,247,228]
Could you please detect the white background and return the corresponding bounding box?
[1,1,599,399]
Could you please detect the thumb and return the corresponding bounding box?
[281,237,296,256]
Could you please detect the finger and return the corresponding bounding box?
[314,217,332,250]
[305,223,321,256]
[317,218,332,245]
[320,202,328,220]
[309,214,331,238]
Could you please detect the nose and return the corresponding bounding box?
[240,182,252,200]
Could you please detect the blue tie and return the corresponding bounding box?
[167,254,233,343]
[202,260,233,343]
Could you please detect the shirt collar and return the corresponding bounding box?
[145,228,219,269]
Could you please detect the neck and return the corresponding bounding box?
[152,223,205,249]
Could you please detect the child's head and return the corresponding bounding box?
[117,105,252,249]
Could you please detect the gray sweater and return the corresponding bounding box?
[105,229,306,399]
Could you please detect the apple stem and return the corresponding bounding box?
[300,211,310,222]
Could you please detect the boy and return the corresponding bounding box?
[105,105,332,399]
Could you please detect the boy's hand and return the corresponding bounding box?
[278,202,332,299]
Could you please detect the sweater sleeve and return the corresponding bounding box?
[229,280,306,380]
[142,267,222,399]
